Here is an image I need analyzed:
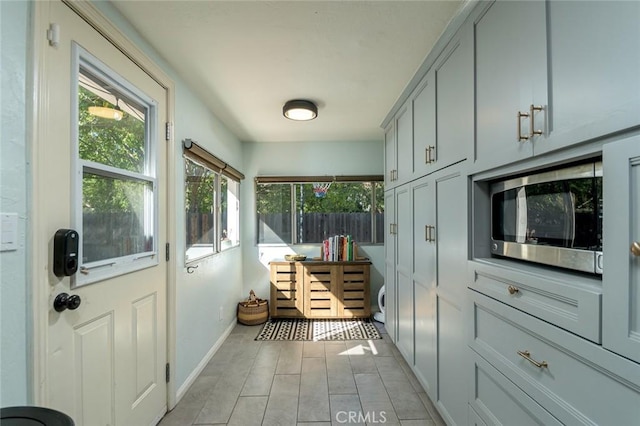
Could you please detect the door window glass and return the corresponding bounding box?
[75,47,158,285]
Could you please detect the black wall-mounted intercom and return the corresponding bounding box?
[53,229,79,277]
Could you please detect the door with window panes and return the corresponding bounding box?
[37,2,168,424]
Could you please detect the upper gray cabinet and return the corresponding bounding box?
[396,103,413,185]
[384,121,396,188]
[475,0,547,169]
[542,1,640,155]
[475,0,640,171]
[413,25,473,178]
[384,102,413,189]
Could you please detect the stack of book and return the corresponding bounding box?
[321,235,356,261]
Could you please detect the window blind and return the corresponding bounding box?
[182,138,245,181]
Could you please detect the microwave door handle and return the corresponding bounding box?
[563,185,576,247]
[516,187,528,243]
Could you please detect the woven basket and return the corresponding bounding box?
[237,300,269,325]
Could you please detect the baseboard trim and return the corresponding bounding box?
[174,321,236,403]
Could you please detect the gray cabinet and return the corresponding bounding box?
[603,135,640,364]
[433,25,473,171]
[469,290,640,426]
[384,123,396,188]
[384,188,397,342]
[396,104,413,185]
[412,177,436,396]
[475,0,640,171]
[385,102,414,188]
[412,73,436,178]
[541,1,640,156]
[412,24,473,178]
[433,169,467,426]
[475,0,546,169]
[411,167,468,426]
[395,184,413,362]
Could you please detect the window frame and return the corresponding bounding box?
[255,175,384,246]
[183,139,244,264]
[72,43,159,287]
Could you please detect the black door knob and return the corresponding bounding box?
[54,293,82,312]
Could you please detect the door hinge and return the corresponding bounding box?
[47,23,60,47]
[165,242,170,262]
[165,122,173,141]
[165,363,170,383]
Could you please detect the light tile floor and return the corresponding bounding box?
[159,322,446,426]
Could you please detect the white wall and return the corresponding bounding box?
[0,0,31,407]
[241,140,385,310]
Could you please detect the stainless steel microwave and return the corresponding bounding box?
[490,161,603,274]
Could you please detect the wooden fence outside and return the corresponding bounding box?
[258,212,384,244]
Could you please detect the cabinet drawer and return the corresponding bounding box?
[469,352,561,426]
[470,290,640,425]
[469,261,601,342]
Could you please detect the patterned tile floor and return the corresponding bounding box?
[158,322,446,426]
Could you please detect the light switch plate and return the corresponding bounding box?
[1,213,18,252]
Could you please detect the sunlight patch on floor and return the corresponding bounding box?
[339,340,379,356]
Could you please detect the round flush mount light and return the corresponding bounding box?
[283,99,318,121]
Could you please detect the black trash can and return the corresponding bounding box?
[0,406,74,426]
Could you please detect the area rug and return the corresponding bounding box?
[255,318,382,341]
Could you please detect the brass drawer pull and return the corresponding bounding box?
[631,241,640,257]
[517,350,548,368]
[507,285,519,295]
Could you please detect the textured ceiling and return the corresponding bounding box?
[111,1,462,143]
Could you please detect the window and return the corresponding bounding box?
[256,176,384,244]
[74,45,158,286]
[183,140,244,262]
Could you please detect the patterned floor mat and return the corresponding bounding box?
[255,318,382,341]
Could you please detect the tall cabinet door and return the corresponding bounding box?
[603,135,640,364]
[412,176,437,397]
[395,184,414,363]
[435,170,468,426]
[384,189,397,342]
[474,0,546,169]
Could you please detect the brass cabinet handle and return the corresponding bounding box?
[529,105,543,137]
[507,285,519,295]
[631,241,640,257]
[425,146,436,164]
[425,225,436,242]
[517,350,548,368]
[517,111,530,141]
[425,147,429,164]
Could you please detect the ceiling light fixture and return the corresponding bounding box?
[88,99,123,121]
[283,99,317,121]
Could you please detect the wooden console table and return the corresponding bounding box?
[269,260,371,318]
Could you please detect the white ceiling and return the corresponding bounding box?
[110,0,463,143]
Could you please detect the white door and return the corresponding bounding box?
[37,2,168,425]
